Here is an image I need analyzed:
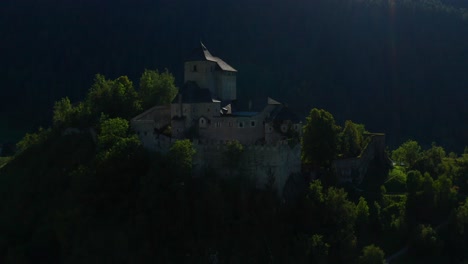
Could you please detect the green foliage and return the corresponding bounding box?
[340,120,364,158]
[412,225,442,256]
[391,140,422,168]
[308,180,325,204]
[358,244,385,264]
[308,234,330,263]
[302,108,340,167]
[356,197,370,225]
[86,74,142,120]
[385,166,407,193]
[413,143,446,177]
[139,69,178,109]
[16,127,51,153]
[301,181,358,262]
[168,139,196,176]
[432,174,457,214]
[0,157,12,169]
[53,97,91,129]
[52,97,73,127]
[97,117,130,151]
[406,170,423,195]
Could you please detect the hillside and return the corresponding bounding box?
[1,99,468,262]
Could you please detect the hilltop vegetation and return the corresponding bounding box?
[1,70,467,263]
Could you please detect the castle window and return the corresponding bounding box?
[144,131,148,136]
[250,121,256,127]
[207,108,210,112]
[281,124,288,133]
[215,122,221,128]
[229,122,233,127]
[193,65,197,72]
[239,121,244,128]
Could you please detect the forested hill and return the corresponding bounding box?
[1,0,467,150]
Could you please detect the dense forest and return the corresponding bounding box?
[0,0,467,151]
[0,69,467,263]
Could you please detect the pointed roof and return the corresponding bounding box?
[186,42,237,72]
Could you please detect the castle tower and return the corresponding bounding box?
[184,42,237,101]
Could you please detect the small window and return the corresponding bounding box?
[193,65,197,72]
[269,127,273,132]
[281,124,288,133]
[239,122,244,128]
[207,108,210,112]
[201,119,205,124]
[216,122,221,128]
[251,121,256,127]
[144,131,148,136]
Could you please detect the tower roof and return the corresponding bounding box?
[172,81,214,104]
[186,42,237,72]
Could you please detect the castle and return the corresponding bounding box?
[131,43,390,194]
[131,43,303,193]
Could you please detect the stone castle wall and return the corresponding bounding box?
[333,134,389,184]
[192,140,301,195]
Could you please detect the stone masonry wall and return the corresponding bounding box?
[192,140,301,195]
[333,134,389,184]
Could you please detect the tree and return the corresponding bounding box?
[413,143,446,177]
[308,234,329,263]
[412,225,442,256]
[139,69,178,109]
[53,98,92,128]
[358,244,385,264]
[433,174,457,213]
[97,117,130,151]
[52,97,73,128]
[168,139,196,177]
[302,108,340,167]
[340,120,364,158]
[16,127,51,153]
[406,170,423,194]
[391,140,421,168]
[86,74,142,120]
[356,197,370,225]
